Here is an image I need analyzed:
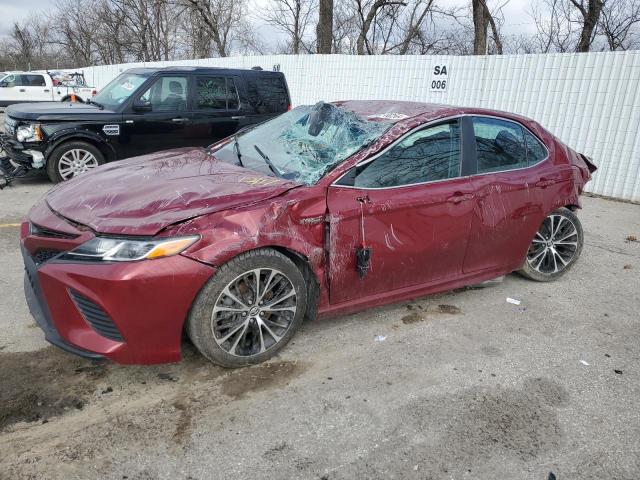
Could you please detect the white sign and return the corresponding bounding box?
[430,65,448,92]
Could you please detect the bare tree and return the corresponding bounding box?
[472,0,504,54]
[317,0,334,53]
[355,0,407,54]
[262,0,316,54]
[183,0,251,57]
[6,14,59,69]
[572,0,605,51]
[531,0,604,52]
[598,0,640,50]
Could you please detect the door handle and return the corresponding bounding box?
[446,192,474,204]
[535,178,556,188]
[19,89,25,92]
[171,118,186,123]
[43,89,50,92]
[356,194,371,204]
[231,116,246,120]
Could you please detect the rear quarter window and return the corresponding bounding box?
[244,74,289,114]
[473,117,527,174]
[524,131,548,166]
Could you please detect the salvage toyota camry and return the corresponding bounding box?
[21,100,596,367]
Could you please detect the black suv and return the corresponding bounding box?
[0,66,290,183]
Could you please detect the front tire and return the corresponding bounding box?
[519,207,584,282]
[46,141,105,183]
[187,249,307,368]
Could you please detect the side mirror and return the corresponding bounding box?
[132,98,152,113]
[0,82,7,88]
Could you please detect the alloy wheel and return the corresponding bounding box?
[58,149,99,180]
[210,268,297,357]
[527,214,579,274]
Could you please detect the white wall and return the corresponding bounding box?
[80,52,640,202]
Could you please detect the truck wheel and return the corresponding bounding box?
[47,141,105,183]
[187,248,307,368]
[61,96,84,103]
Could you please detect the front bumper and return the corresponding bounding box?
[21,213,215,364]
[0,133,38,166]
[23,245,103,360]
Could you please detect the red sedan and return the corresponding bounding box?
[21,101,596,367]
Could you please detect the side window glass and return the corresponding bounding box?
[355,121,461,188]
[524,130,547,166]
[473,117,527,174]
[196,77,227,110]
[245,75,288,114]
[27,75,46,86]
[3,75,16,87]
[14,75,29,87]
[227,78,239,110]
[138,76,188,112]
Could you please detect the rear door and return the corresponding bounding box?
[22,74,52,102]
[120,75,191,157]
[185,74,244,145]
[462,116,549,273]
[327,119,476,304]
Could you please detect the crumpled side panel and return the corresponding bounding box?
[167,185,329,304]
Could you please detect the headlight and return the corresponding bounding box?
[60,235,199,262]
[16,124,43,143]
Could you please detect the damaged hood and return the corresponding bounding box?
[45,148,299,236]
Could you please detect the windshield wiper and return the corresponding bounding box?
[253,144,281,177]
[88,99,104,110]
[233,135,244,167]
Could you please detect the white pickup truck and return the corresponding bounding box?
[0,71,96,108]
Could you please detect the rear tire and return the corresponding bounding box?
[519,207,584,282]
[46,141,105,183]
[187,248,307,368]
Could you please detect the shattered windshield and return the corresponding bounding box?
[215,103,390,184]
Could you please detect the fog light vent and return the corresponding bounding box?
[70,290,124,342]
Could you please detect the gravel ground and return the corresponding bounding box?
[0,116,639,479]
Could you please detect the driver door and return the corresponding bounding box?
[326,120,476,304]
[120,75,191,158]
[0,74,23,106]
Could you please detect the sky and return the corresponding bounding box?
[0,0,537,43]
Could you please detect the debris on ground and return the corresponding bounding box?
[101,387,113,394]
[623,264,632,269]
[580,360,590,366]
[157,373,178,382]
[506,297,521,305]
[625,235,637,242]
[438,304,461,314]
[374,335,386,342]
[402,312,423,324]
[614,369,623,375]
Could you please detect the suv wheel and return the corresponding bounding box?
[47,141,105,183]
[187,249,307,368]
[519,207,584,282]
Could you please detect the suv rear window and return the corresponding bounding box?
[245,75,288,114]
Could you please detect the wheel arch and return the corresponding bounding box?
[564,203,580,212]
[45,131,116,164]
[186,244,321,328]
[270,246,320,322]
[60,96,85,103]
